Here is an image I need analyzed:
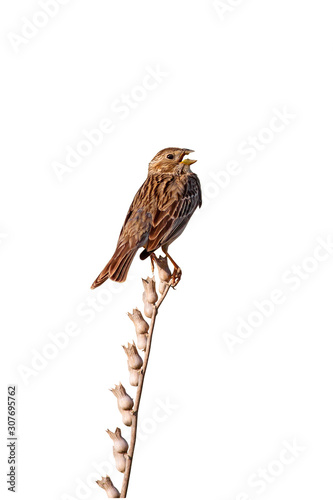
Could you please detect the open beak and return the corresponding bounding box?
[180,149,197,165]
[181,158,197,165]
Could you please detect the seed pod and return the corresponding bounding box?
[110,383,133,411]
[142,297,154,318]
[113,449,126,473]
[123,342,143,370]
[159,281,168,294]
[142,277,158,304]
[127,308,149,335]
[96,476,120,498]
[120,409,132,427]
[106,427,128,454]
[128,365,140,386]
[136,333,147,351]
[155,255,172,283]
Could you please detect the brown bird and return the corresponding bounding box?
[91,147,202,288]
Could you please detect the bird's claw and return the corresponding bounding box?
[171,267,182,288]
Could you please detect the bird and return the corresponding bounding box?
[91,147,202,288]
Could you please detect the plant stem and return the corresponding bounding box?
[120,280,172,497]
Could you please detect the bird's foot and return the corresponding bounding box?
[171,266,182,288]
[163,251,182,288]
[150,253,157,274]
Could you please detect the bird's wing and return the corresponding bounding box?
[91,204,152,288]
[117,208,152,251]
[91,180,153,288]
[116,179,153,249]
[147,173,202,252]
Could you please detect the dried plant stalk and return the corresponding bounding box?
[120,279,172,497]
[97,275,173,498]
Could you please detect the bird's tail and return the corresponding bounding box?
[91,246,138,288]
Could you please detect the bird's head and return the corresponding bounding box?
[148,147,197,174]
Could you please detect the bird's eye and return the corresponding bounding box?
[167,154,174,159]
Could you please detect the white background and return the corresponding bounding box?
[1,0,333,499]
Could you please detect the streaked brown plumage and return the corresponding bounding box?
[91,147,202,288]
